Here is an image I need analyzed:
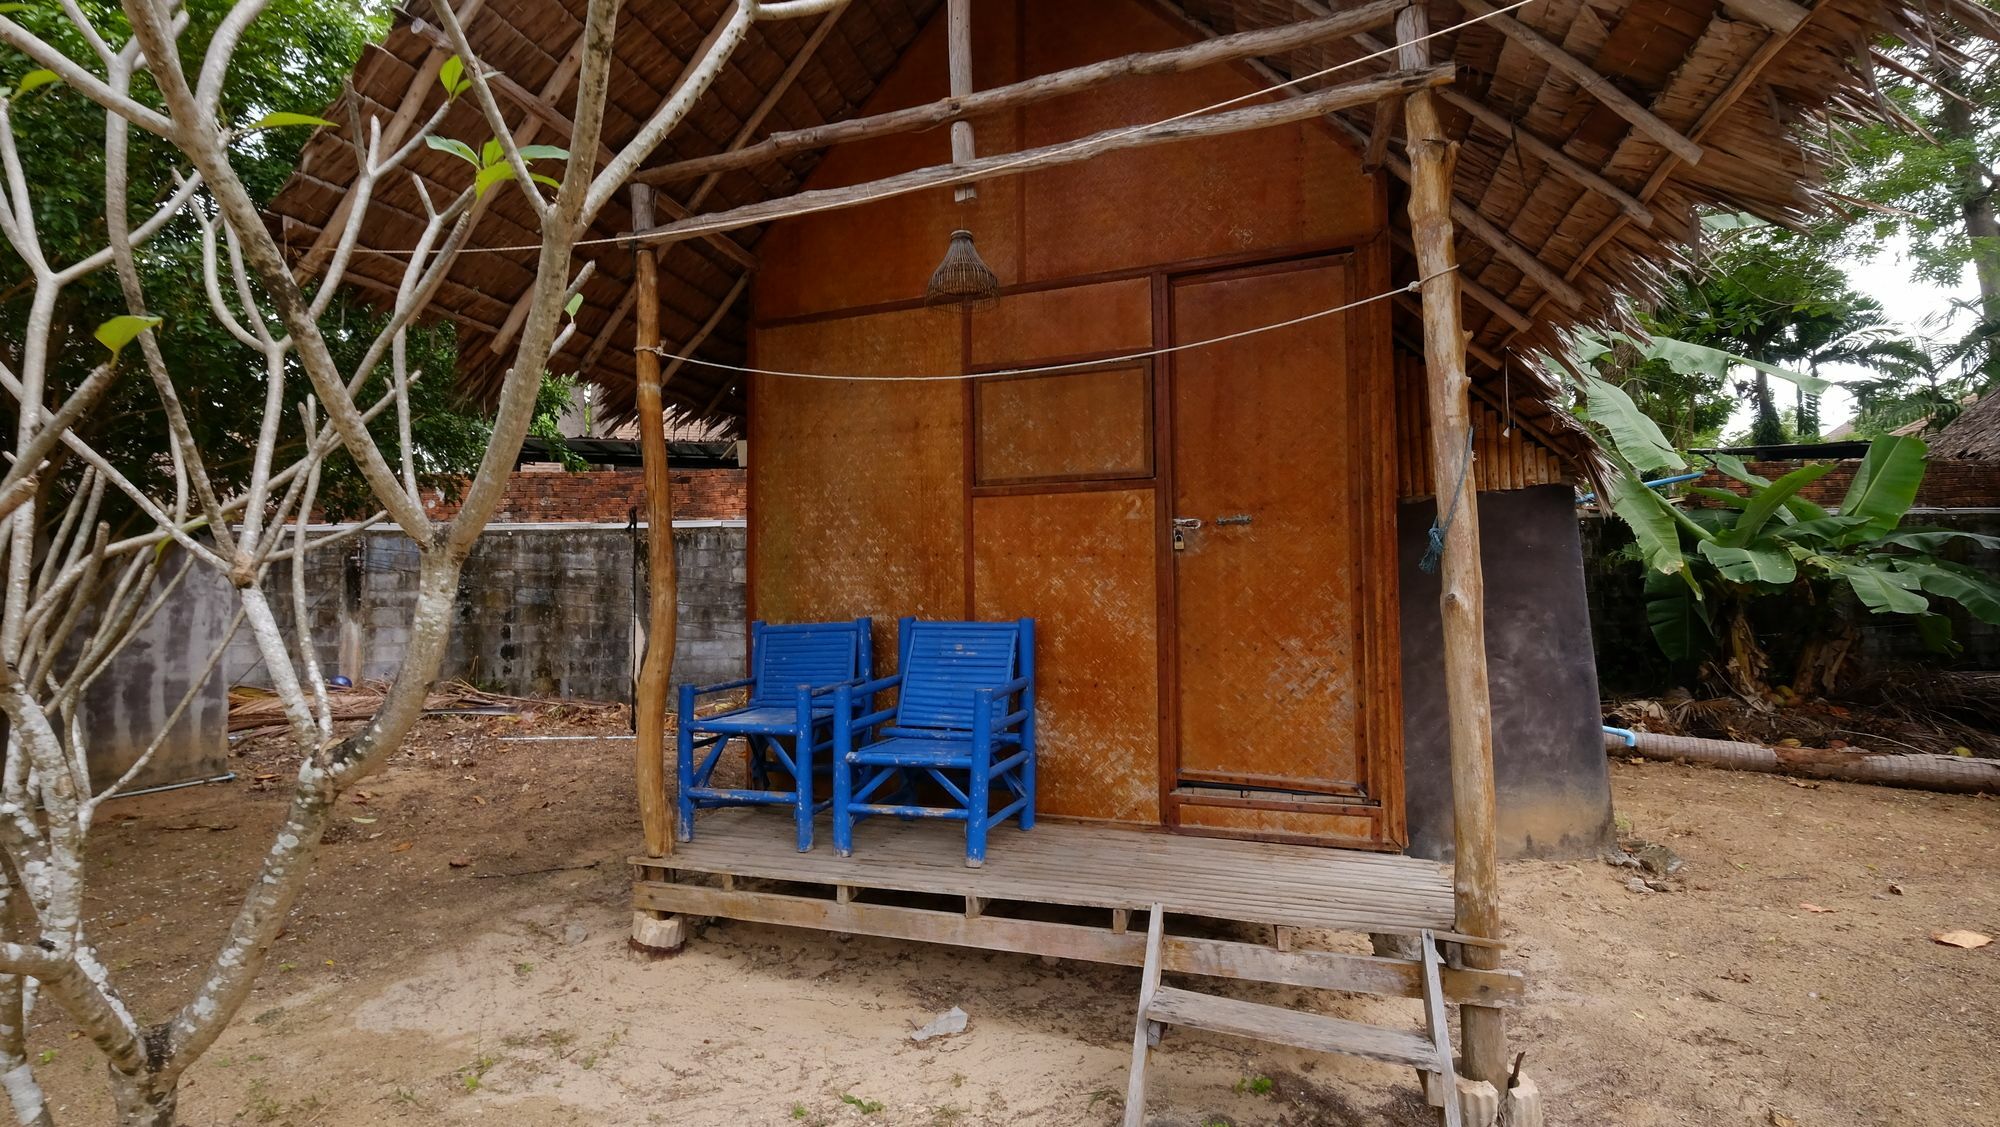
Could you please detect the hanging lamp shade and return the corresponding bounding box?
[924,229,1000,310]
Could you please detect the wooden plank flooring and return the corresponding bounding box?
[638,808,1455,934]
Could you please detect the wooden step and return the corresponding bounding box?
[1145,985,1443,1070]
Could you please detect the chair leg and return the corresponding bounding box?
[1020,748,1036,831]
[793,730,814,853]
[966,759,991,869]
[675,717,696,844]
[831,750,854,858]
[748,735,772,790]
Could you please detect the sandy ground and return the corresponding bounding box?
[28,714,2000,1126]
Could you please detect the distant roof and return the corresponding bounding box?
[1931,393,2000,461]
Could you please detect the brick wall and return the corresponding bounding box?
[1690,458,2000,509]
[421,467,745,523]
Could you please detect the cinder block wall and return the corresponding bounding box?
[226,522,746,702]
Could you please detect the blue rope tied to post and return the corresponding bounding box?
[1420,425,1476,575]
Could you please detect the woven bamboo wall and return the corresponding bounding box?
[1394,351,1569,500]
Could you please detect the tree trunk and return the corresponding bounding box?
[1939,77,2000,383]
[1749,371,1784,445]
[108,1068,176,1127]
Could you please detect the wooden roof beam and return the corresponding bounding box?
[631,0,1409,188]
[1389,229,1533,332]
[495,4,848,362]
[1454,0,1704,166]
[298,0,490,281]
[627,65,1457,247]
[405,15,759,273]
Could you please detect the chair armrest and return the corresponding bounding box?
[847,672,903,697]
[691,676,755,696]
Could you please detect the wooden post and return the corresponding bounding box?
[631,184,677,858]
[946,0,976,202]
[1396,5,1505,1086]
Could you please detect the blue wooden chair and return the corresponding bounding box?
[831,617,1036,867]
[676,617,872,852]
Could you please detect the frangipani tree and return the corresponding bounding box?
[1582,374,2000,699]
[0,0,842,1122]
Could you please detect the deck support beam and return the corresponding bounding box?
[631,183,677,860]
[1398,5,1506,1087]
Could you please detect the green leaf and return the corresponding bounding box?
[93,314,161,355]
[0,6,41,13]
[480,137,504,168]
[473,160,516,198]
[1644,569,1710,663]
[1877,528,2000,553]
[1772,515,1870,547]
[425,134,480,166]
[1721,463,1833,547]
[529,172,561,189]
[1698,540,1798,586]
[1610,474,1687,576]
[1830,560,1928,615]
[514,144,569,163]
[1915,613,1962,657]
[1638,334,1831,396]
[1584,375,1685,474]
[1894,559,2000,625]
[1710,455,1828,522]
[247,111,335,131]
[1686,486,1750,510]
[1837,435,1926,536]
[14,68,58,96]
[439,56,470,99]
[564,293,583,317]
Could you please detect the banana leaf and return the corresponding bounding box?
[1893,558,2000,624]
[1829,559,1929,615]
[1644,569,1711,663]
[1584,375,1685,475]
[1610,474,1689,575]
[1709,454,1829,522]
[1698,540,1798,586]
[1838,435,1926,536]
[1720,463,1833,548]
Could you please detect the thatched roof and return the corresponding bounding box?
[267,0,1998,461]
[1932,393,2000,461]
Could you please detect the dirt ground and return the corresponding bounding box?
[30,713,2000,1126]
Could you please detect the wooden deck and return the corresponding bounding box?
[630,810,1519,1006]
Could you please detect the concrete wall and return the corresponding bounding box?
[1399,485,1615,861]
[227,521,747,701]
[80,550,233,794]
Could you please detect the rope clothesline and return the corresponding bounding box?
[356,0,1538,260]
[642,267,1459,382]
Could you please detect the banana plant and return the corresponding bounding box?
[1583,373,2000,699]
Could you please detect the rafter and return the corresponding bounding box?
[632,0,1407,188]
[1454,0,1703,165]
[628,66,1457,248]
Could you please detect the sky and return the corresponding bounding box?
[1751,233,1980,439]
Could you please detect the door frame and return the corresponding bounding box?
[1154,240,1406,849]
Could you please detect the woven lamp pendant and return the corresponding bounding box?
[925,229,999,310]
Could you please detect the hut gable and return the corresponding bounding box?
[266,0,1999,471]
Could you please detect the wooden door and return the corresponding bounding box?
[1167,255,1399,844]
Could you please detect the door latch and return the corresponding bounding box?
[1215,513,1253,526]
[1172,517,1200,552]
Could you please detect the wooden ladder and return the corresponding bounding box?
[1121,905,1463,1127]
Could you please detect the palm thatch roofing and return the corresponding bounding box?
[267,0,1999,468]
[1932,393,2000,461]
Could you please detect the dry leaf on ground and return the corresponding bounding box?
[1933,930,1992,949]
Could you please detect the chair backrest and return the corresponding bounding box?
[749,618,871,706]
[893,618,1031,732]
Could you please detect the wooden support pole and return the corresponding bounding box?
[629,65,1455,247]
[631,184,676,859]
[633,0,1407,188]
[1454,0,1703,165]
[1397,4,1505,1087]
[946,0,976,202]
